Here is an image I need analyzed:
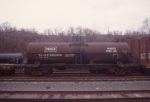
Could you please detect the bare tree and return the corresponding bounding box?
[0,22,16,32]
[141,18,150,34]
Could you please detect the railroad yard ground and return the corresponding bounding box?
[0,74,150,102]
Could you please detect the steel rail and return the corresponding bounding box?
[0,75,150,82]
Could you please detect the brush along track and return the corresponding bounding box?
[0,74,150,82]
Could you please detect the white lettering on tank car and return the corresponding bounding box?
[140,53,146,60]
[65,54,75,57]
[49,54,62,56]
[44,46,57,53]
[148,53,150,59]
[38,54,48,59]
[38,54,62,59]
[106,47,117,53]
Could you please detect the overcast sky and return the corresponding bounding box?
[0,0,150,33]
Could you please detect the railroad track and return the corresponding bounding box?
[0,90,150,102]
[0,74,150,81]
[0,75,150,102]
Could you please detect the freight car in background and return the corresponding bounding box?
[128,37,150,73]
[0,53,23,64]
[0,53,23,75]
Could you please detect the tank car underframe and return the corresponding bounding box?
[0,63,145,76]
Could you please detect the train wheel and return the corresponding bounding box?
[141,68,150,75]
[106,67,130,76]
[56,67,66,70]
[25,67,53,76]
[0,67,15,76]
[114,68,127,76]
[89,69,99,74]
[24,67,42,76]
[9,68,15,75]
[24,67,33,75]
[42,67,53,75]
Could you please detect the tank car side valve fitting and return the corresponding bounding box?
[117,61,123,67]
[146,65,150,69]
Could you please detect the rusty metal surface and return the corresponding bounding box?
[140,38,147,64]
[128,39,140,62]
[27,42,129,54]
[27,43,72,53]
[147,38,150,64]
[139,38,150,65]
[84,42,129,53]
[128,37,150,65]
[27,42,130,64]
